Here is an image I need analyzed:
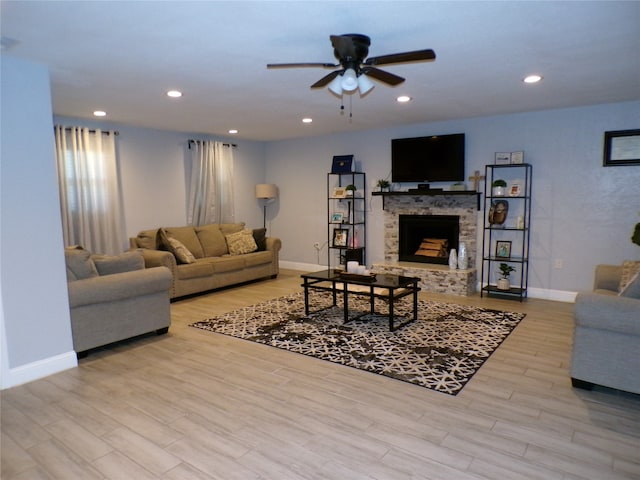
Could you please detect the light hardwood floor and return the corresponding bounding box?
[2,269,639,480]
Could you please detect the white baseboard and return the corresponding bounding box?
[280,260,326,272]
[2,351,77,389]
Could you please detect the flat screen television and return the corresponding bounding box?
[391,133,465,183]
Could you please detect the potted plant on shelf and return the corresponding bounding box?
[376,179,390,192]
[345,184,357,196]
[492,179,507,196]
[497,263,516,290]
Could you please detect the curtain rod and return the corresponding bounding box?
[56,126,119,136]
[188,139,237,149]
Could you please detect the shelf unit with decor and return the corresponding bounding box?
[327,171,366,270]
[480,163,532,301]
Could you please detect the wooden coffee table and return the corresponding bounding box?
[300,269,420,331]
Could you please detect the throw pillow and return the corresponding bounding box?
[252,228,267,251]
[226,229,258,255]
[64,246,99,281]
[92,250,144,275]
[619,260,640,292]
[619,272,640,299]
[166,237,196,264]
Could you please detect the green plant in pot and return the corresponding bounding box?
[632,222,640,246]
[376,179,390,192]
[497,262,516,290]
[345,184,357,196]
[492,179,507,196]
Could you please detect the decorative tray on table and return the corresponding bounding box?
[338,272,377,282]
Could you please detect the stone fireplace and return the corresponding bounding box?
[372,193,478,296]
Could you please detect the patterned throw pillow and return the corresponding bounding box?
[225,229,258,255]
[166,237,196,264]
[619,260,640,292]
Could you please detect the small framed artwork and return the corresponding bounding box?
[603,129,640,166]
[332,228,349,247]
[330,212,344,223]
[509,182,522,197]
[495,240,512,258]
[510,151,524,164]
[331,154,354,173]
[495,152,511,164]
[332,187,347,198]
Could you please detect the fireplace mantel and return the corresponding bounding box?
[372,190,481,210]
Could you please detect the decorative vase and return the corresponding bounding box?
[457,243,468,269]
[449,248,457,270]
[497,278,510,290]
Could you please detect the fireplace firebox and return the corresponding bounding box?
[398,215,460,265]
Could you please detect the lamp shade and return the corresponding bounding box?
[357,73,375,95]
[328,75,343,95]
[255,183,278,199]
[341,68,358,92]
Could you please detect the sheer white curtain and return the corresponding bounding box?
[187,140,235,226]
[54,126,124,255]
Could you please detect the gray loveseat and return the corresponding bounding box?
[129,223,281,299]
[571,262,640,394]
[65,247,173,357]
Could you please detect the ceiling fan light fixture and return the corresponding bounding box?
[341,68,358,92]
[328,75,343,95]
[357,73,375,95]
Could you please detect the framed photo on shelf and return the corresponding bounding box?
[332,187,347,198]
[330,212,344,223]
[495,240,512,258]
[510,151,524,164]
[509,182,522,196]
[495,152,511,164]
[331,154,354,173]
[332,228,349,247]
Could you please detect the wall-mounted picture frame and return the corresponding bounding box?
[332,187,347,198]
[330,212,344,223]
[495,152,511,164]
[603,129,640,166]
[495,240,512,258]
[510,151,524,164]
[332,228,349,247]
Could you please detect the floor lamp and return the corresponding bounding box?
[255,184,278,229]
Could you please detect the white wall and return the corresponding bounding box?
[266,101,640,294]
[1,56,77,388]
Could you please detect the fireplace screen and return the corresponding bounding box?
[398,215,460,265]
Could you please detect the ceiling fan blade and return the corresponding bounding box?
[364,49,436,66]
[267,62,338,69]
[310,70,342,88]
[362,67,405,86]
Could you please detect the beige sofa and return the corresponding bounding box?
[129,223,281,299]
[65,247,173,357]
[571,262,640,394]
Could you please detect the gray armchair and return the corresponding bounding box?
[65,247,173,357]
[571,263,640,394]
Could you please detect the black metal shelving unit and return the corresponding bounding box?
[327,172,366,269]
[481,163,532,301]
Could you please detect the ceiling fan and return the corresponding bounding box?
[267,33,436,95]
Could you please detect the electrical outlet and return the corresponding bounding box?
[554,259,563,269]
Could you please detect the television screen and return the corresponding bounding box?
[391,133,465,183]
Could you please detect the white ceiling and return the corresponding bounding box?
[2,1,639,141]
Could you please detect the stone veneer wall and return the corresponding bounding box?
[373,194,479,296]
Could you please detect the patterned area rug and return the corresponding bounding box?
[190,291,525,395]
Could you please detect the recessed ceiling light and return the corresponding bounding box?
[93,110,106,117]
[228,129,238,134]
[302,118,313,124]
[396,95,412,103]
[523,75,543,84]
[166,90,182,98]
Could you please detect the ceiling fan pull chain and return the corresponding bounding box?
[349,95,353,123]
